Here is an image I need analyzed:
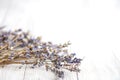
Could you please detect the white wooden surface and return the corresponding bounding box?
[0,64,79,80]
[0,0,120,80]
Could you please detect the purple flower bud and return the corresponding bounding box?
[76,58,82,63]
[15,29,22,32]
[25,52,31,58]
[71,53,76,56]
[31,66,35,69]
[58,71,64,78]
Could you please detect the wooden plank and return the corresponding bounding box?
[25,65,56,80]
[0,64,78,80]
[0,64,25,80]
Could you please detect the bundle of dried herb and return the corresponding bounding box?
[0,27,82,79]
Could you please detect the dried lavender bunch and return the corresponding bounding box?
[0,27,82,79]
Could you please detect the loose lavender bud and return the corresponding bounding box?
[58,71,64,78]
[31,66,35,69]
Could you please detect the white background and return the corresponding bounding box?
[0,0,120,80]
